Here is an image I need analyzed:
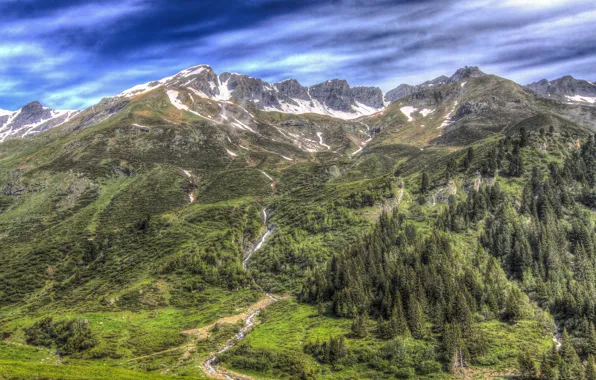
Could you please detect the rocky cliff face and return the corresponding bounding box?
[351,86,384,109]
[274,79,310,103]
[308,79,354,112]
[0,101,79,142]
[526,75,596,104]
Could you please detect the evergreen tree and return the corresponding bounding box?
[540,345,560,380]
[408,294,426,339]
[520,127,529,147]
[351,313,368,338]
[559,329,584,380]
[586,355,596,380]
[503,287,525,322]
[420,172,430,193]
[518,351,538,379]
[463,146,474,170]
[587,323,596,357]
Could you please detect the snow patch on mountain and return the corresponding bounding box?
[566,95,596,104]
[316,132,331,149]
[400,106,417,121]
[167,90,191,111]
[439,101,459,129]
[419,109,434,117]
[264,96,381,120]
[231,117,257,133]
[214,76,232,101]
[166,89,223,124]
[181,66,208,78]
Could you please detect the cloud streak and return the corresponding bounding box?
[0,0,594,110]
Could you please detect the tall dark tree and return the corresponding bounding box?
[420,172,430,193]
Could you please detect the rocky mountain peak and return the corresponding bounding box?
[384,75,450,105]
[449,66,486,83]
[274,79,310,102]
[309,79,354,112]
[526,75,596,103]
[351,86,384,109]
[21,101,44,112]
[0,101,78,142]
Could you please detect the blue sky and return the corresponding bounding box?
[0,0,595,110]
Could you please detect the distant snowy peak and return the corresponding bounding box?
[118,65,384,119]
[526,75,596,104]
[0,101,79,142]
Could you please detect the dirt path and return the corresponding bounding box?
[199,294,281,380]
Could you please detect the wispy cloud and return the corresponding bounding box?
[0,0,594,110]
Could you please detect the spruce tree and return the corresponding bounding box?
[351,313,368,338]
[408,294,426,339]
[520,127,529,147]
[420,172,430,193]
[587,323,596,357]
[559,329,584,380]
[518,351,538,379]
[586,355,596,380]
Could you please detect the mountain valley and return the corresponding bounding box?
[1,63,596,380]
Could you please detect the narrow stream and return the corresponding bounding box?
[243,208,271,269]
[553,323,562,350]
[203,294,278,379]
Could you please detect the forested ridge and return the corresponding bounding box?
[276,130,596,378]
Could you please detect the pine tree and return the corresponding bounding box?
[420,172,430,193]
[445,157,457,183]
[540,346,560,380]
[503,287,525,322]
[463,146,474,170]
[520,127,529,147]
[408,294,426,339]
[518,351,538,379]
[559,329,584,380]
[586,355,596,380]
[351,313,368,338]
[587,323,596,357]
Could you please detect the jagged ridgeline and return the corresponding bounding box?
[1,63,596,379]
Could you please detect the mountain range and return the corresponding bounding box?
[2,65,594,144]
[2,62,596,380]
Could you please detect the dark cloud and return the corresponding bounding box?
[0,0,594,110]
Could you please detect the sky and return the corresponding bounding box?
[0,0,595,111]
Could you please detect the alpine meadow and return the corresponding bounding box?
[1,1,596,379]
